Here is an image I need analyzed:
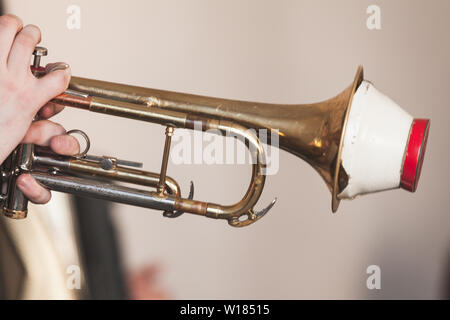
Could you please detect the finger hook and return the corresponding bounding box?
[228,197,277,227]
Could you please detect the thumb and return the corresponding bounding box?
[34,63,71,110]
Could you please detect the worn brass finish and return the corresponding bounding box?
[1,51,364,226]
[54,96,270,226]
[158,126,175,195]
[33,154,181,196]
[2,208,28,220]
[66,66,364,214]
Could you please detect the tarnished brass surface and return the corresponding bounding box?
[158,126,175,195]
[32,152,181,197]
[67,67,364,214]
[2,208,28,220]
[68,159,182,196]
[0,50,364,226]
[51,91,274,226]
[1,145,32,219]
[332,66,364,211]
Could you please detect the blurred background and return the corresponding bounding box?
[1,0,448,299]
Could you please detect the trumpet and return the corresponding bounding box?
[0,47,430,227]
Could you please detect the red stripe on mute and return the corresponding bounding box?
[401,118,430,192]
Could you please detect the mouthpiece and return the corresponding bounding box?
[338,80,430,199]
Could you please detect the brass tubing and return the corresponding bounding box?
[69,159,181,197]
[68,69,364,213]
[69,76,156,106]
[53,90,269,225]
[158,127,174,195]
[34,155,181,197]
[0,51,371,225]
[172,120,267,225]
[52,94,188,128]
[32,172,177,212]
[89,97,187,127]
[52,93,91,110]
[205,121,266,223]
[68,75,353,195]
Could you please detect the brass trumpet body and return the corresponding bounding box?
[66,66,363,212]
[3,47,427,227]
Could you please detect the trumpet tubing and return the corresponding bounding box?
[0,47,430,227]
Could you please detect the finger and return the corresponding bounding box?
[38,102,65,119]
[7,24,41,73]
[22,120,66,146]
[0,14,23,65]
[33,67,71,110]
[17,174,51,204]
[50,134,80,156]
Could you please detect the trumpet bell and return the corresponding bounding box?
[272,66,364,212]
[271,66,429,211]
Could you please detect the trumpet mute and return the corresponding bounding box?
[339,80,430,200]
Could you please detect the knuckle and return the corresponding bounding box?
[13,25,42,49]
[60,69,71,84]
[0,14,22,30]
[24,24,41,40]
[34,120,48,131]
[32,121,51,140]
[62,74,70,90]
[1,78,20,93]
[0,79,30,105]
[15,32,36,48]
[53,122,66,134]
[26,123,43,141]
[39,120,65,136]
[51,71,71,92]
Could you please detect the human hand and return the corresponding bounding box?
[0,14,78,204]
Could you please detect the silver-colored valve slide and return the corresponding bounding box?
[31,172,176,212]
